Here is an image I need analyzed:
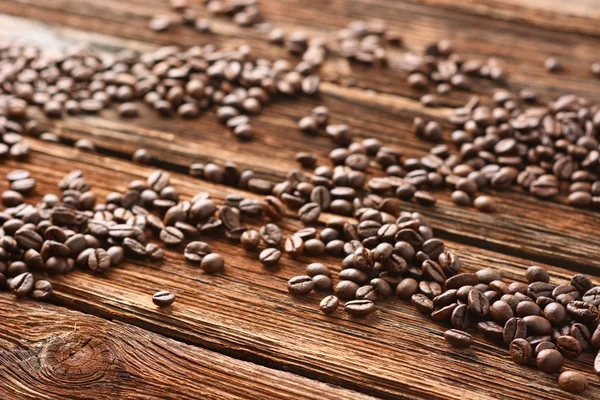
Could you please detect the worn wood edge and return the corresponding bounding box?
[0,294,379,400]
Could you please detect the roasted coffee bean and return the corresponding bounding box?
[570,323,591,352]
[431,303,458,322]
[298,202,321,224]
[87,248,111,273]
[9,272,33,297]
[260,223,282,246]
[201,253,224,274]
[345,299,376,317]
[421,260,446,284]
[509,338,532,365]
[240,229,260,250]
[413,190,436,206]
[153,290,175,307]
[107,246,125,266]
[490,300,514,325]
[476,268,502,284]
[523,315,552,335]
[536,349,563,373]
[450,304,470,330]
[31,280,52,301]
[356,285,377,301]
[556,335,582,359]
[558,371,589,394]
[396,278,418,299]
[320,295,339,314]
[146,243,164,262]
[516,301,542,317]
[444,329,472,348]
[468,288,490,316]
[312,275,333,291]
[526,266,550,283]
[184,241,212,264]
[262,196,286,221]
[412,293,434,313]
[284,235,304,257]
[534,341,556,356]
[122,238,146,258]
[419,281,442,298]
[14,228,43,250]
[259,248,281,267]
[306,263,331,277]
[528,282,555,299]
[543,302,567,326]
[583,286,600,306]
[304,239,325,255]
[370,278,392,299]
[503,317,527,344]
[335,280,360,301]
[445,273,478,289]
[160,226,184,246]
[566,300,598,322]
[477,321,504,341]
[571,274,593,296]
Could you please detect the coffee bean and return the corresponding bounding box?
[320,295,339,314]
[536,349,563,373]
[413,190,436,206]
[445,273,478,289]
[262,196,286,221]
[570,323,591,352]
[422,260,446,284]
[468,288,490,316]
[298,202,321,224]
[153,290,175,307]
[284,235,304,258]
[259,224,282,246]
[490,300,514,325]
[304,239,325,255]
[412,293,434,313]
[571,274,593,296]
[523,315,552,335]
[160,226,184,246]
[287,275,313,296]
[312,275,333,291]
[87,248,111,273]
[345,299,375,317]
[31,279,52,301]
[583,286,600,306]
[122,238,146,258]
[526,266,549,283]
[201,253,224,274]
[9,272,33,297]
[396,278,418,299]
[335,280,359,301]
[184,241,212,264]
[543,302,567,326]
[509,338,532,364]
[240,229,260,250]
[431,303,458,322]
[146,243,164,262]
[444,329,472,348]
[516,301,542,317]
[558,371,589,394]
[473,196,496,212]
[556,335,582,359]
[259,248,281,267]
[477,321,504,341]
[566,300,598,322]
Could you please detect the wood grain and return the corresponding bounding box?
[0,294,377,400]
[0,140,597,400]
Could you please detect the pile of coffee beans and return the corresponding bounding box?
[280,205,598,393]
[0,41,322,144]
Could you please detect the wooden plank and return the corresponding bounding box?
[1,1,600,101]
[0,294,377,400]
[0,140,598,400]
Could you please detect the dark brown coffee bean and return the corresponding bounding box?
[566,300,598,322]
[556,335,582,359]
[320,295,339,314]
[396,278,418,299]
[475,321,503,341]
[543,302,567,326]
[412,293,434,313]
[306,263,331,277]
[201,253,224,274]
[583,286,600,306]
[240,229,260,250]
[536,349,563,373]
[153,290,175,307]
[419,281,442,298]
[503,317,527,344]
[356,285,377,302]
[413,190,436,206]
[312,275,333,291]
[558,371,589,394]
[184,241,212,264]
[335,280,360,301]
[298,202,321,224]
[571,274,593,296]
[304,239,325,256]
[516,301,542,317]
[528,282,556,299]
[570,323,591,352]
[87,248,111,273]
[422,260,446,284]
[523,315,552,335]
[345,299,376,317]
[259,248,281,267]
[468,288,490,316]
[526,266,550,283]
[9,272,33,297]
[160,226,184,246]
[31,279,52,301]
[445,273,478,289]
[490,300,514,325]
[444,329,472,348]
[122,238,146,258]
[432,303,458,322]
[370,278,392,299]
[450,304,470,330]
[146,243,164,262]
[509,338,532,365]
[473,196,496,212]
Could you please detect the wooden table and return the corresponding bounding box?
[0,1,599,399]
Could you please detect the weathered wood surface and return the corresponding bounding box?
[0,13,597,272]
[0,0,599,399]
[0,294,377,400]
[0,140,597,400]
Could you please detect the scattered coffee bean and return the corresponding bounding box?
[152,290,175,307]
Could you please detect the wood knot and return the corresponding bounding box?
[38,332,122,386]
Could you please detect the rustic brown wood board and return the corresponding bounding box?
[0,1,599,399]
